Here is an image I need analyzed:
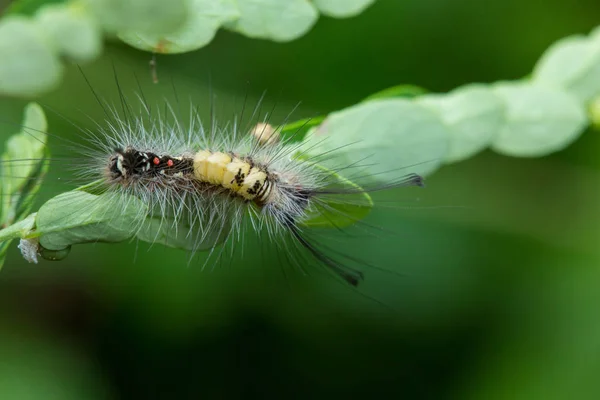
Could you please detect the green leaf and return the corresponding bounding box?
[312,0,376,18]
[299,98,451,182]
[417,84,506,163]
[35,191,146,251]
[491,82,588,157]
[224,0,319,42]
[533,32,600,103]
[591,25,600,43]
[279,115,326,143]
[34,2,103,62]
[589,94,600,131]
[0,213,37,269]
[118,0,239,54]
[0,16,63,97]
[4,0,67,16]
[363,84,428,102]
[0,103,48,269]
[299,163,373,229]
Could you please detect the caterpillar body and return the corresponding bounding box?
[111,148,294,215]
[1,75,425,287]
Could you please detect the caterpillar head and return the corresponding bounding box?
[107,148,139,182]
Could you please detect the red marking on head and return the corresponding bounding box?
[153,157,160,165]
[167,159,174,167]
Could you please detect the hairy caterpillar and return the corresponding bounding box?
[1,71,425,287]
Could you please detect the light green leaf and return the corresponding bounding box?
[34,2,103,62]
[417,84,506,163]
[1,103,48,228]
[0,16,63,97]
[281,84,428,146]
[0,213,37,244]
[299,99,451,182]
[135,205,232,252]
[80,0,189,35]
[22,187,234,258]
[224,0,319,42]
[491,82,588,157]
[312,0,375,18]
[119,0,239,54]
[35,191,146,251]
[533,33,600,103]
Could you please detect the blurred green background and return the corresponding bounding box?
[1,0,600,398]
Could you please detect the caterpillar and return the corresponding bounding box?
[1,71,425,287]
